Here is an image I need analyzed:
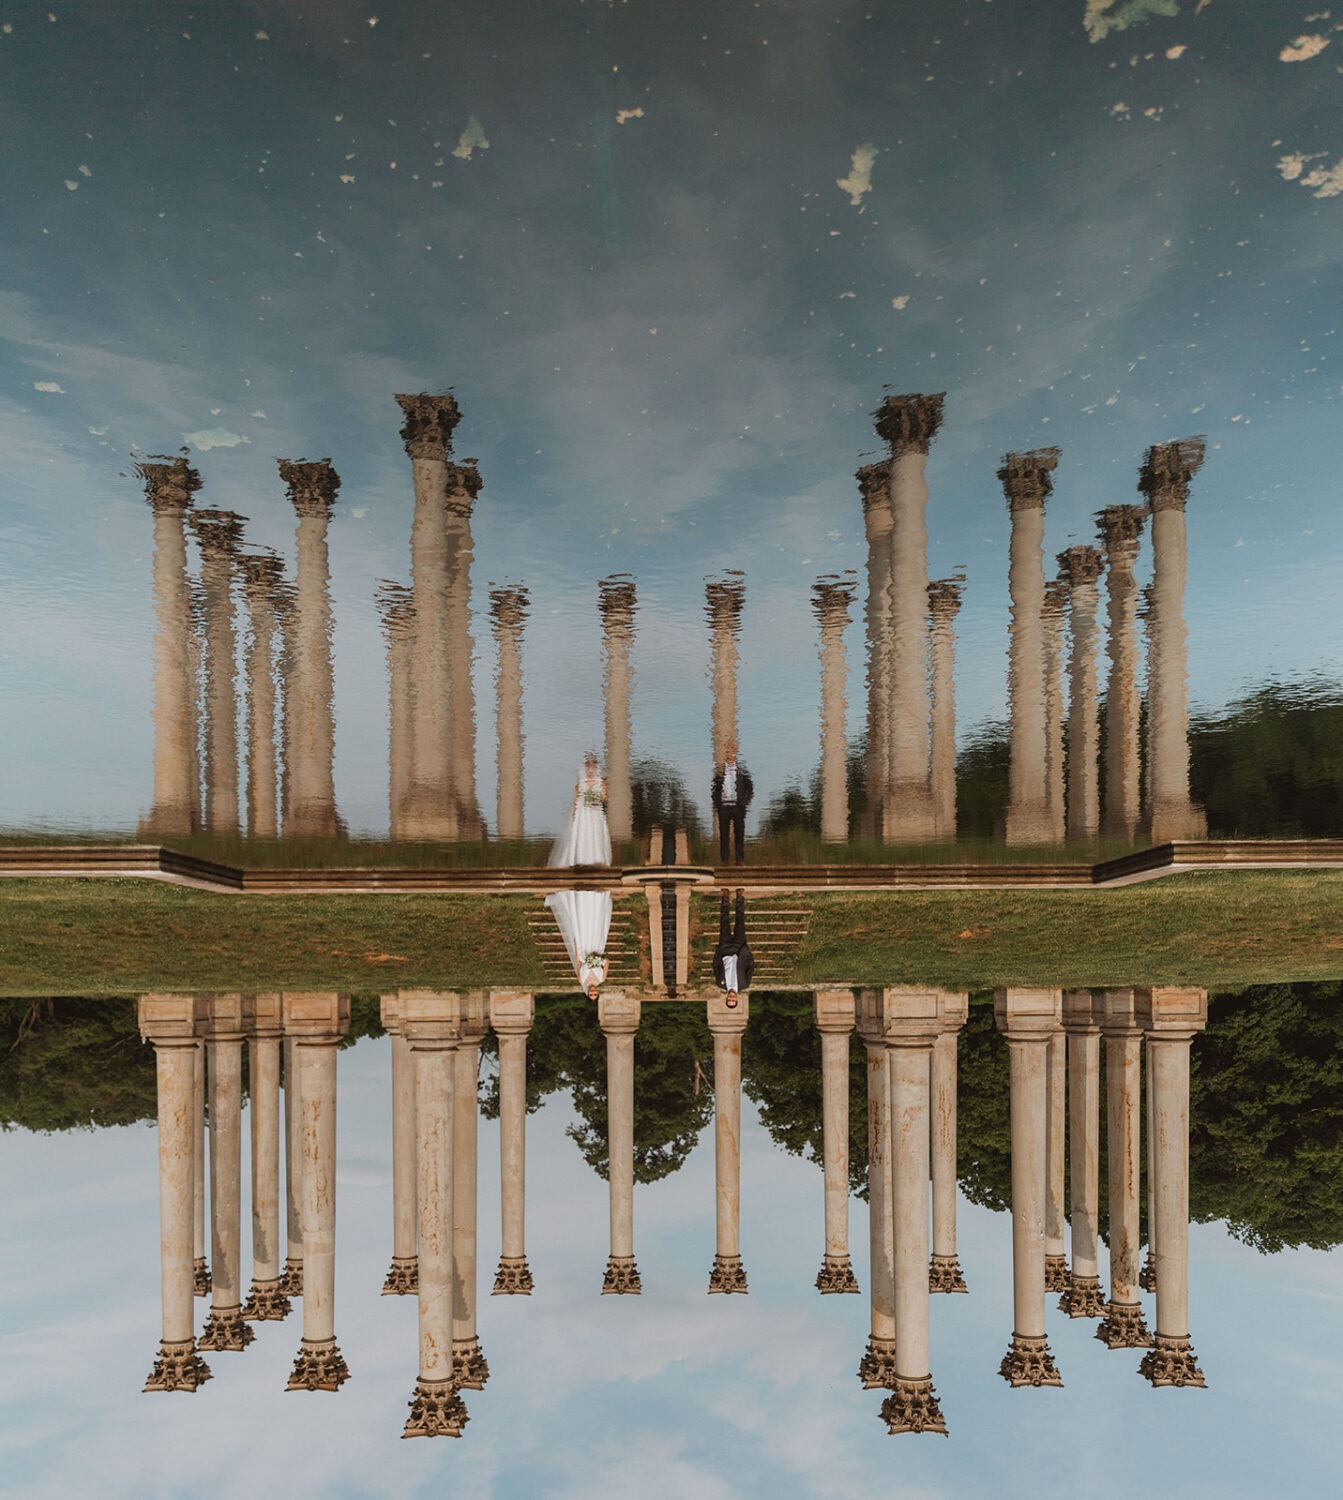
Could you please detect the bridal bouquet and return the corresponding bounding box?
[583,951,607,967]
[581,787,606,807]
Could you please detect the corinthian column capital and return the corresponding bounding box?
[1138,437,1206,512]
[872,391,945,454]
[1058,545,1104,589]
[1096,503,1147,550]
[998,448,1060,512]
[136,455,202,514]
[189,508,246,555]
[279,459,341,518]
[396,392,462,459]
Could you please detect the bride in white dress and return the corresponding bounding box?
[545,753,614,998]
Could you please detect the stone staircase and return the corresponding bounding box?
[687,896,812,988]
[526,898,646,990]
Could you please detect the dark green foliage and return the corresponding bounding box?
[955,723,1011,841]
[0,998,154,1132]
[630,758,704,841]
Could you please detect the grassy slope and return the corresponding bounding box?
[1,871,1341,995]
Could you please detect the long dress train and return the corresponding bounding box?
[546,762,614,988]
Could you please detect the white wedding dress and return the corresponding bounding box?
[545,763,614,989]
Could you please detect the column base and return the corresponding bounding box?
[857,1337,898,1390]
[193,1258,211,1298]
[708,1254,749,1294]
[143,1338,212,1392]
[403,1378,469,1439]
[881,782,939,843]
[452,1338,490,1391]
[999,1335,1062,1388]
[928,1254,968,1294]
[1096,1299,1153,1349]
[492,1256,534,1295]
[815,1256,860,1294]
[382,1256,419,1296]
[278,1258,303,1296]
[242,1278,292,1321]
[1044,1255,1070,1293]
[1004,801,1056,846]
[601,1256,642,1295]
[1146,802,1207,843]
[1139,1251,1157,1293]
[286,1337,350,1391]
[880,1377,948,1436]
[1139,1334,1206,1389]
[1058,1274,1108,1319]
[198,1306,256,1351]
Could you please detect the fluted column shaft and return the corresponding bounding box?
[287,508,339,836]
[815,589,852,844]
[707,997,749,1291]
[821,1030,851,1264]
[490,591,527,841]
[498,1034,527,1261]
[378,587,414,842]
[1061,548,1104,841]
[860,469,894,833]
[1096,989,1150,1349]
[928,585,961,841]
[445,496,481,837]
[197,537,241,834]
[1044,1029,1067,1280]
[283,1036,303,1287]
[889,1041,933,1383]
[1147,505,1201,839]
[929,1027,962,1276]
[1063,995,1103,1312]
[246,1020,284,1308]
[404,457,455,837]
[1043,582,1067,842]
[241,567,281,839]
[860,1034,895,1380]
[599,995,641,1292]
[1100,510,1145,839]
[416,1039,456,1383]
[601,583,636,844]
[385,1026,418,1290]
[451,1032,488,1385]
[204,1030,246,1342]
[144,487,198,835]
[193,1041,207,1292]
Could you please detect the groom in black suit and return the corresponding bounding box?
[711,744,753,865]
[711,890,754,1005]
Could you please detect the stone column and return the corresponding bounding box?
[814,990,860,1293]
[377,582,415,842]
[882,989,950,1435]
[1044,1027,1069,1292]
[813,577,856,844]
[929,993,969,1294]
[994,987,1063,1386]
[1096,989,1152,1349]
[1000,449,1060,845]
[856,991,895,1388]
[451,998,490,1388]
[1135,988,1208,1388]
[242,994,290,1321]
[280,460,342,838]
[238,553,284,840]
[1059,991,1106,1318]
[445,463,484,840]
[490,990,536,1294]
[280,1035,303,1295]
[198,995,253,1353]
[858,464,893,837]
[1042,576,1068,843]
[599,992,642,1293]
[380,996,418,1295]
[706,576,746,792]
[273,578,296,832]
[1059,545,1105,842]
[284,993,351,1391]
[707,992,750,1293]
[396,393,462,840]
[188,509,245,836]
[140,994,212,1391]
[137,458,202,837]
[1141,439,1208,842]
[400,991,469,1438]
[489,587,529,842]
[186,579,205,831]
[874,393,943,842]
[1098,506,1147,840]
[600,576,637,845]
[193,1039,210,1296]
[927,578,963,842]
[1142,1060,1158,1294]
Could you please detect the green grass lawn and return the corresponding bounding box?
[1,871,1340,996]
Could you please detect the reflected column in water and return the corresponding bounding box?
[193,1035,210,1296]
[380,996,418,1295]
[445,461,484,840]
[377,583,415,843]
[882,989,948,1436]
[489,587,529,842]
[600,576,637,845]
[1000,449,1060,845]
[284,993,351,1391]
[198,995,254,1353]
[1096,989,1153,1349]
[280,1034,303,1295]
[1141,439,1208,843]
[994,987,1064,1387]
[242,995,290,1321]
[137,458,202,838]
[490,990,535,1294]
[452,997,490,1388]
[1044,1024,1069,1292]
[856,991,896,1389]
[814,989,860,1293]
[1059,991,1107,1318]
[875,393,942,843]
[400,991,469,1439]
[188,509,246,836]
[139,994,212,1391]
[1136,987,1208,1389]
[857,463,893,838]
[707,992,750,1293]
[238,553,285,841]
[280,460,343,839]
[1042,576,1068,843]
[929,992,969,1294]
[813,576,856,845]
[1098,505,1147,841]
[599,992,642,1294]
[1061,545,1105,842]
[927,578,963,843]
[706,575,746,843]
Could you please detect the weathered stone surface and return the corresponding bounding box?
[403,1378,468,1439]
[143,1340,212,1393]
[286,1338,349,1391]
[708,1254,749,1294]
[492,1256,534,1295]
[1139,1335,1206,1388]
[601,1255,642,1295]
[880,1378,948,1436]
[999,1335,1062,1388]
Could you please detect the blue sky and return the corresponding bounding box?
[1,1,1341,833]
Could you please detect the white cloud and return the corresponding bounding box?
[891,295,911,310]
[616,107,645,124]
[1084,0,1180,44]
[32,380,64,393]
[452,115,490,160]
[1280,34,1330,62]
[182,426,247,450]
[836,142,876,207]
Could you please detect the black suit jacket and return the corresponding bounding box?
[711,765,754,811]
[712,941,754,992]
